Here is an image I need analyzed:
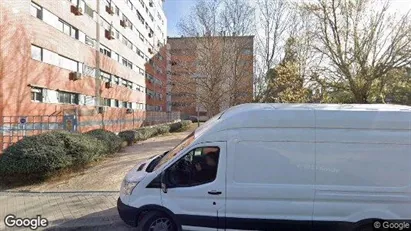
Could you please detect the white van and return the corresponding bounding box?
[117,103,411,231]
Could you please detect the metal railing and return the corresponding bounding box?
[0,111,181,152]
[0,115,64,152]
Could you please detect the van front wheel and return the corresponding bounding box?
[137,211,177,231]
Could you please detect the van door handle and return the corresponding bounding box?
[208,191,222,195]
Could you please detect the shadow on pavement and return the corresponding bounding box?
[46,208,136,231]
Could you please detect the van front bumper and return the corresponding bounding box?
[117,197,141,227]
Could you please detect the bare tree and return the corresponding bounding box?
[254,0,292,102]
[171,0,254,117]
[303,0,411,103]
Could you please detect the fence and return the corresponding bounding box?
[0,111,180,153]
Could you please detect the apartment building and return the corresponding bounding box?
[0,0,169,141]
[168,35,254,120]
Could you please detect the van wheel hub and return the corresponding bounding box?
[149,218,173,231]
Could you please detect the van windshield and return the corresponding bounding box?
[153,131,195,171]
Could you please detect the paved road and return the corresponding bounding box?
[0,192,135,230]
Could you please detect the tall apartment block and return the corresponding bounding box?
[0,0,172,151]
[0,0,172,149]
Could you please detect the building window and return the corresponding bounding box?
[122,101,127,108]
[137,10,144,24]
[100,17,110,30]
[85,36,95,47]
[122,36,133,50]
[101,71,111,82]
[58,91,79,104]
[59,55,78,72]
[103,98,111,107]
[30,2,42,19]
[122,58,132,69]
[31,87,43,102]
[31,45,42,61]
[138,68,144,76]
[83,65,96,77]
[58,19,78,39]
[121,79,128,87]
[113,76,120,85]
[85,4,93,18]
[114,99,119,107]
[127,81,133,89]
[115,29,120,39]
[99,44,111,57]
[112,52,119,62]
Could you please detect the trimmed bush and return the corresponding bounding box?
[63,132,107,165]
[181,120,192,128]
[156,125,170,135]
[138,127,158,140]
[0,132,72,177]
[115,121,191,149]
[86,129,122,154]
[0,130,122,180]
[118,130,137,146]
[169,122,182,132]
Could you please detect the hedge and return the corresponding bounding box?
[156,125,170,135]
[0,130,123,179]
[85,129,123,154]
[119,121,193,145]
[118,130,137,146]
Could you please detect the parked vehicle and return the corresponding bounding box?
[188,115,208,123]
[187,116,199,123]
[118,103,411,231]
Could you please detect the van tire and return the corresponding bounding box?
[137,211,177,231]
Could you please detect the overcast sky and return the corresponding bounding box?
[164,0,411,38]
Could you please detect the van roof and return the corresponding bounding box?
[208,103,411,131]
[220,103,411,119]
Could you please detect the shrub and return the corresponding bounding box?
[0,130,120,180]
[181,120,192,128]
[85,129,122,154]
[169,122,182,132]
[156,125,170,135]
[118,130,137,146]
[0,130,124,184]
[62,132,107,165]
[0,132,72,177]
[135,127,158,140]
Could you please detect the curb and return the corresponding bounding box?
[0,191,118,195]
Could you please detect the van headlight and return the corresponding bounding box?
[122,180,139,195]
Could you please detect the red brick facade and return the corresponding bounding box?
[0,0,173,151]
[168,36,254,119]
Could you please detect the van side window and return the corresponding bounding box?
[165,147,220,187]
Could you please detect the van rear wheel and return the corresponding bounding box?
[137,211,177,231]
